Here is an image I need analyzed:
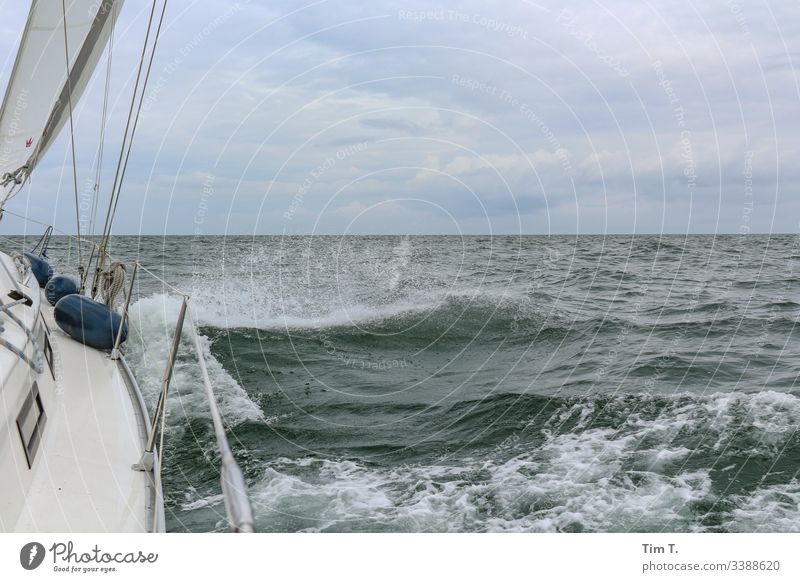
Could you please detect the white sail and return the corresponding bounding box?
[0,0,123,198]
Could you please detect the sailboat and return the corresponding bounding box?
[0,1,253,532]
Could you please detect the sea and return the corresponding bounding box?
[8,234,800,532]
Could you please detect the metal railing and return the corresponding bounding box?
[187,312,255,533]
[30,225,53,257]
[120,264,256,533]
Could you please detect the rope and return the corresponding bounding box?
[0,336,42,374]
[0,170,29,210]
[0,299,44,374]
[136,262,188,296]
[100,261,127,307]
[11,252,29,279]
[92,0,166,297]
[105,0,169,233]
[1,210,97,254]
[60,0,83,272]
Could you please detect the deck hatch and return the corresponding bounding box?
[16,381,46,468]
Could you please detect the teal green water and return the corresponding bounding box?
[9,234,800,532]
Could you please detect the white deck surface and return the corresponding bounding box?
[11,298,151,532]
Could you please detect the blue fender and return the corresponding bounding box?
[23,252,53,288]
[45,274,80,306]
[54,295,128,350]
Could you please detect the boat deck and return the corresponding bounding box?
[10,295,154,532]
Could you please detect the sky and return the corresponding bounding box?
[0,0,798,235]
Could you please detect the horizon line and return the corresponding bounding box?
[2,232,797,237]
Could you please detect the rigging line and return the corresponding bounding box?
[60,0,83,272]
[97,0,159,247]
[92,0,160,297]
[136,262,187,297]
[2,208,188,296]
[3,208,101,254]
[0,209,82,236]
[91,4,116,238]
[105,0,169,235]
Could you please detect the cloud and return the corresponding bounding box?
[0,0,797,234]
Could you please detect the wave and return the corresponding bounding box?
[32,235,800,532]
[125,294,263,426]
[175,390,800,532]
[726,481,800,532]
[186,286,560,341]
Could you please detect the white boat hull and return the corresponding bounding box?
[0,250,162,532]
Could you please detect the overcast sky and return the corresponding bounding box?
[0,0,798,235]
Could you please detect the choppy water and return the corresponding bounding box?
[7,234,800,532]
